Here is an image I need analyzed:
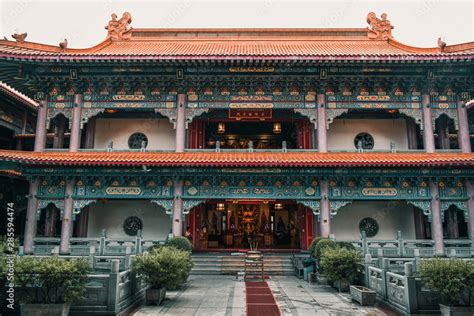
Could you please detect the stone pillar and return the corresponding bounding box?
[406,118,418,149]
[436,118,450,149]
[69,94,82,152]
[429,181,444,255]
[175,94,186,153]
[34,100,48,152]
[422,94,435,153]
[53,116,66,148]
[457,100,471,153]
[172,181,183,236]
[466,181,474,242]
[23,180,39,254]
[317,94,327,153]
[60,181,75,254]
[320,180,330,237]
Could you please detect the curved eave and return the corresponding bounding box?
[0,52,473,62]
[0,151,473,168]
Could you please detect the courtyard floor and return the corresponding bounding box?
[134,275,395,316]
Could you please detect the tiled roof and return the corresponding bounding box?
[0,28,472,61]
[0,150,473,168]
[0,81,38,109]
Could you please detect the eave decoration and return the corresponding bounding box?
[367,12,394,40]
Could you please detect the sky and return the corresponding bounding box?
[0,0,472,48]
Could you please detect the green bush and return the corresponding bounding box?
[15,256,91,304]
[313,238,337,259]
[166,236,192,253]
[0,236,19,255]
[419,258,474,306]
[336,241,356,251]
[132,246,194,290]
[309,237,327,258]
[319,247,363,288]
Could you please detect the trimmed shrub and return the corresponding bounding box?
[15,256,91,304]
[313,238,337,259]
[166,236,192,253]
[336,241,356,251]
[319,247,363,289]
[419,258,474,306]
[132,246,194,290]
[309,237,327,258]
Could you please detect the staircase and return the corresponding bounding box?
[191,252,296,275]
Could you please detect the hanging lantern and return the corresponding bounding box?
[216,203,225,211]
[273,122,282,134]
[274,203,283,210]
[217,122,225,134]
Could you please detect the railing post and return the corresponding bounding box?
[397,230,405,257]
[108,260,120,313]
[380,258,389,299]
[413,249,421,272]
[100,229,107,255]
[363,254,372,286]
[361,231,368,255]
[89,246,96,269]
[135,230,143,254]
[404,262,418,313]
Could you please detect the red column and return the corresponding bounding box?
[69,94,82,152]
[457,100,471,153]
[422,94,435,153]
[317,94,327,152]
[175,94,186,152]
[23,180,39,254]
[34,99,48,152]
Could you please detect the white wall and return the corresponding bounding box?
[94,119,175,150]
[87,200,170,239]
[331,201,415,240]
[328,119,408,151]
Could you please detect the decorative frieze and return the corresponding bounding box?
[329,200,352,217]
[406,200,431,221]
[440,200,468,222]
[297,200,321,216]
[46,108,73,129]
[326,109,349,128]
[155,108,177,128]
[294,109,318,128]
[36,199,64,220]
[398,109,424,129]
[150,199,174,215]
[182,199,204,214]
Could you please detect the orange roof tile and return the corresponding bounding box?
[0,150,473,168]
[0,28,472,61]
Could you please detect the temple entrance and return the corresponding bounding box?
[188,200,312,250]
[188,109,314,150]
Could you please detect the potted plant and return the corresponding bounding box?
[319,246,363,292]
[419,258,474,316]
[132,245,194,305]
[312,238,337,284]
[15,256,91,316]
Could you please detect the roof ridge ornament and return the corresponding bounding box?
[11,32,27,43]
[366,12,393,40]
[105,12,133,41]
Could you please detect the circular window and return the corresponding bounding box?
[128,132,148,149]
[354,133,374,150]
[359,217,379,237]
[123,216,143,236]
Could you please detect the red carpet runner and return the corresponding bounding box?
[245,281,281,316]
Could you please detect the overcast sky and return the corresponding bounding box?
[0,0,472,48]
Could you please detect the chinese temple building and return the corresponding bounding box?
[0,12,473,255]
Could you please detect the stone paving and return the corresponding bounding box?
[134,275,392,316]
